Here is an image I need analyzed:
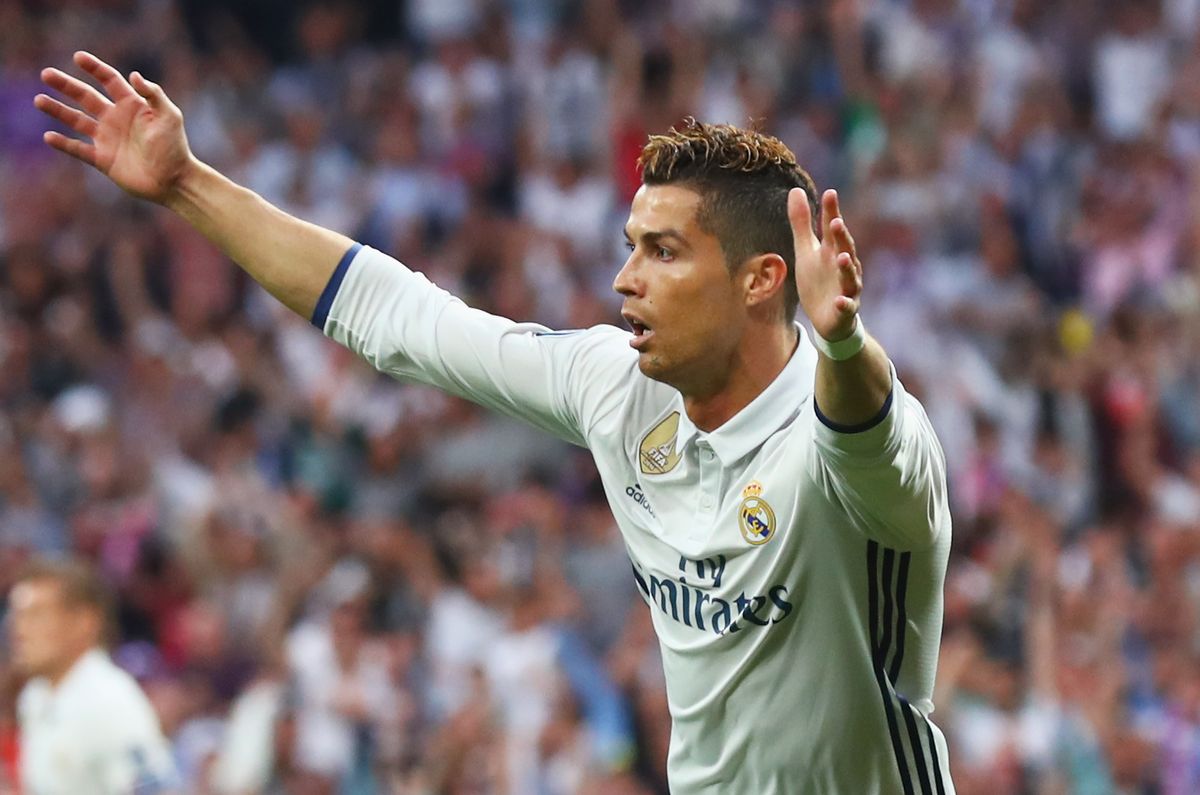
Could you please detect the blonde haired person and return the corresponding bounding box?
[10,560,177,795]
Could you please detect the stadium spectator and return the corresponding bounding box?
[10,559,178,793]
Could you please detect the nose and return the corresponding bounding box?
[613,254,641,298]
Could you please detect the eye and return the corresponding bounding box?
[624,241,635,252]
[657,247,673,261]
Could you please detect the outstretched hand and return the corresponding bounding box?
[35,51,194,204]
[788,188,863,342]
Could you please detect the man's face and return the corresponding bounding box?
[8,579,94,678]
[614,184,745,394]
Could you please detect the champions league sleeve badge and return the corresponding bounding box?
[738,481,777,545]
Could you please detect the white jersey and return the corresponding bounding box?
[317,244,955,794]
[18,650,177,795]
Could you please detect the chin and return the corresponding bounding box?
[636,352,666,380]
[637,353,684,389]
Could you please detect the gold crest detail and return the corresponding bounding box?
[639,412,682,475]
[739,481,776,545]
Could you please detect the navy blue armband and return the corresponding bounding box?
[310,242,362,330]
[814,389,894,434]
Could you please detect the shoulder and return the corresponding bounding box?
[541,324,648,407]
[65,655,161,733]
[75,653,142,695]
[16,678,50,724]
[583,330,681,423]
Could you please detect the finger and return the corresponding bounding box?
[43,131,98,168]
[41,67,112,116]
[787,188,819,248]
[837,252,861,295]
[130,71,168,111]
[821,189,840,241]
[73,50,137,102]
[834,295,860,316]
[33,94,98,137]
[829,206,863,280]
[830,216,859,278]
[830,216,859,260]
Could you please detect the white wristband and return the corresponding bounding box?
[813,317,867,361]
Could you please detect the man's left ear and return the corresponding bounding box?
[741,253,789,308]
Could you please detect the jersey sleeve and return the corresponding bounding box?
[315,244,634,448]
[807,363,950,551]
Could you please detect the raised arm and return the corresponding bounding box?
[788,187,891,428]
[790,187,949,550]
[35,52,634,448]
[35,51,350,318]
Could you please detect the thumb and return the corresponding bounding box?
[130,71,167,109]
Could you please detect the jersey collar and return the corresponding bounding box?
[678,325,818,466]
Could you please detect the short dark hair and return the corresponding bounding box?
[14,559,115,644]
[639,118,819,322]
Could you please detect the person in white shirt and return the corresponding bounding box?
[9,560,178,795]
[34,51,954,793]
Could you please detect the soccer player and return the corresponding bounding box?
[9,560,178,794]
[35,51,954,793]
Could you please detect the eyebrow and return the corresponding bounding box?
[623,227,688,245]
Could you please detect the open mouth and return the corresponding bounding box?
[624,315,654,350]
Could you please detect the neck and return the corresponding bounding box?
[46,647,94,689]
[682,323,798,432]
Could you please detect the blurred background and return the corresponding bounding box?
[1,0,1199,792]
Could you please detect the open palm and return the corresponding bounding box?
[35,51,193,204]
[789,188,863,342]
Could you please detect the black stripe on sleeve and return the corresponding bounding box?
[899,695,934,795]
[880,548,896,678]
[868,541,915,795]
[888,552,912,683]
[924,718,949,795]
[886,547,942,795]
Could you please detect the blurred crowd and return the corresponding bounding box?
[1,0,1200,792]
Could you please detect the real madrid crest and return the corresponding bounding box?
[738,481,776,545]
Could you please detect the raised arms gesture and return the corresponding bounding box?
[35,51,353,319]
